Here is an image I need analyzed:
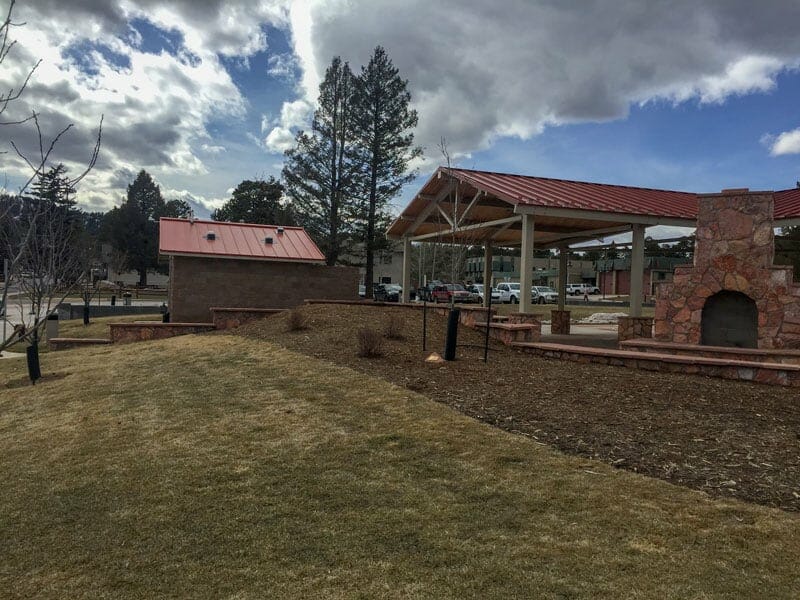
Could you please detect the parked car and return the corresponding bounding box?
[531,286,558,304]
[373,283,400,302]
[358,285,366,298]
[467,284,501,303]
[496,282,522,303]
[417,280,444,302]
[431,283,474,304]
[566,283,600,296]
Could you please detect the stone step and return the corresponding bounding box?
[510,341,800,386]
[48,338,112,351]
[620,338,800,365]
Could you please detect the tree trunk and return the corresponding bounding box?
[138,268,147,286]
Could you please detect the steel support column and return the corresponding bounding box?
[629,224,646,317]
[519,214,535,313]
[483,242,493,308]
[401,236,412,303]
[557,247,568,311]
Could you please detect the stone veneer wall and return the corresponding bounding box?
[169,256,359,323]
[550,310,571,335]
[654,190,800,349]
[618,316,653,341]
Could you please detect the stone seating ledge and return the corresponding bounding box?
[512,341,800,387]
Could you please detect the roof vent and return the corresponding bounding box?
[206,231,216,240]
[265,236,273,244]
[277,227,285,234]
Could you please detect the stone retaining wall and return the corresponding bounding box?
[617,316,653,341]
[210,307,284,331]
[110,322,215,344]
[550,310,571,334]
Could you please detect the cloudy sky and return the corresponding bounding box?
[2,0,800,221]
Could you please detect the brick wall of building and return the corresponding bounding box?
[168,256,360,322]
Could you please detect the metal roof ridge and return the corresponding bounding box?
[159,217,306,230]
[443,166,699,196]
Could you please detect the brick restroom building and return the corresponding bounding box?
[160,218,359,322]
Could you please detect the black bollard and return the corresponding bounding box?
[444,307,460,361]
[26,344,41,384]
[110,294,116,306]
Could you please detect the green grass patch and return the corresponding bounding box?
[0,335,797,598]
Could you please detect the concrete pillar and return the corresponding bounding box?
[483,242,493,308]
[557,247,568,311]
[519,214,535,313]
[630,224,646,317]
[401,236,412,303]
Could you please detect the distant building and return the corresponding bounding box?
[464,256,596,288]
[340,241,405,286]
[595,256,688,298]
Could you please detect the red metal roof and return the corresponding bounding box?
[159,218,325,263]
[445,168,699,219]
[774,187,800,220]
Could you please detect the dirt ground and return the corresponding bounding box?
[234,304,800,512]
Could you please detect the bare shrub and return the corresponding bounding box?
[286,308,308,331]
[384,314,405,340]
[357,327,384,358]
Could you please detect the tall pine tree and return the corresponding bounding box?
[103,170,166,286]
[283,57,363,266]
[352,47,422,297]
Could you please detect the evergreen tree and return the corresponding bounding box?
[212,178,294,225]
[163,198,193,219]
[102,170,166,286]
[352,46,421,297]
[283,57,363,265]
[30,163,77,209]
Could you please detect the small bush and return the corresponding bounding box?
[286,307,308,331]
[357,327,384,358]
[384,314,405,340]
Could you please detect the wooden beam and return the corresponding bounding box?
[513,204,696,227]
[405,180,455,235]
[437,204,455,228]
[457,191,483,226]
[410,216,522,242]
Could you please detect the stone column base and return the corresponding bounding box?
[618,316,654,341]
[550,310,571,335]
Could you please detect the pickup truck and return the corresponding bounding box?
[566,283,600,295]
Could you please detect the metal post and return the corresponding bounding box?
[422,300,427,351]
[519,213,535,313]
[483,242,493,308]
[557,248,568,311]
[401,236,412,303]
[483,284,492,363]
[630,224,646,317]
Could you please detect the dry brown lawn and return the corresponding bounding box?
[236,304,800,512]
[0,332,798,598]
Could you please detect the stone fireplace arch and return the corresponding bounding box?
[701,290,758,348]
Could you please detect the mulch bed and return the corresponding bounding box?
[233,304,800,512]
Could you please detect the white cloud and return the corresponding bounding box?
[280,0,800,163]
[769,128,800,156]
[201,144,226,154]
[267,52,298,79]
[263,99,312,153]
[265,127,295,153]
[0,0,290,208]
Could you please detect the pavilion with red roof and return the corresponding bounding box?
[387,167,800,320]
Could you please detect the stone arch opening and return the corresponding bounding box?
[701,290,758,348]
